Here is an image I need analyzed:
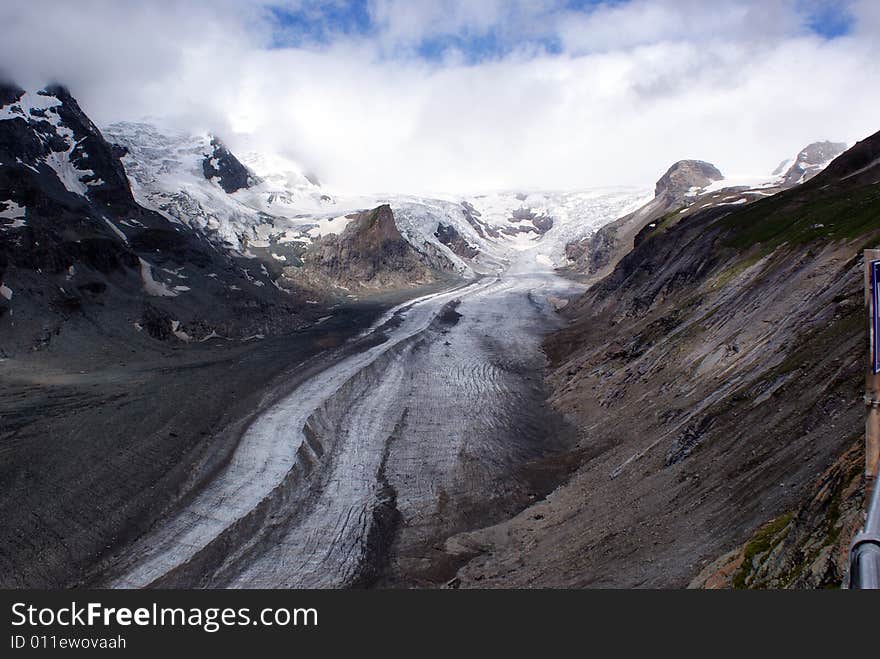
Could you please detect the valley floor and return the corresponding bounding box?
[0,284,437,587]
[1,254,588,588]
[7,237,859,590]
[98,252,582,587]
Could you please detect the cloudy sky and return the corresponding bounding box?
[1,0,878,193]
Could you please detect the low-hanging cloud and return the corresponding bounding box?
[1,0,878,194]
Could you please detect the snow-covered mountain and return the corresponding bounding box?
[103,121,651,278]
[105,117,850,295]
[772,140,848,188]
[447,189,652,265]
[0,85,331,353]
[103,122,331,253]
[2,83,846,352]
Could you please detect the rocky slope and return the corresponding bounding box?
[298,204,458,293]
[564,142,848,282]
[0,84,323,358]
[690,441,864,588]
[443,130,880,588]
[563,159,724,279]
[775,140,848,188]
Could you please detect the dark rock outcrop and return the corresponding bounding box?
[202,136,256,193]
[435,222,478,259]
[0,84,136,213]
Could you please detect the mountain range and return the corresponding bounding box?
[1,81,873,589]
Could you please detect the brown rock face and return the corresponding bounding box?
[654,159,723,202]
[298,204,445,292]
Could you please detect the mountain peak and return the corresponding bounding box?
[777,140,848,187]
[0,83,135,213]
[654,160,723,201]
[808,130,880,187]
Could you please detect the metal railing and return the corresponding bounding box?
[849,481,880,588]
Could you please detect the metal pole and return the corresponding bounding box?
[850,473,880,588]
[852,250,880,588]
[864,250,880,497]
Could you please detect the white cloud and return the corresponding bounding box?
[1,0,878,194]
[555,0,803,53]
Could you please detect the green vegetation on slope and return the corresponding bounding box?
[732,512,794,589]
[724,183,880,252]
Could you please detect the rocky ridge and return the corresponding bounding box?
[564,142,849,281]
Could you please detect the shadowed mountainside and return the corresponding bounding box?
[443,130,880,588]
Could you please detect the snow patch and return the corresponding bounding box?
[139,258,179,297]
[44,146,92,196]
[0,200,26,228]
[102,216,128,243]
[306,215,354,238]
[0,91,61,121]
[170,320,191,341]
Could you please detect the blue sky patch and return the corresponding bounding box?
[265,0,858,57]
[802,0,855,39]
[267,2,372,47]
